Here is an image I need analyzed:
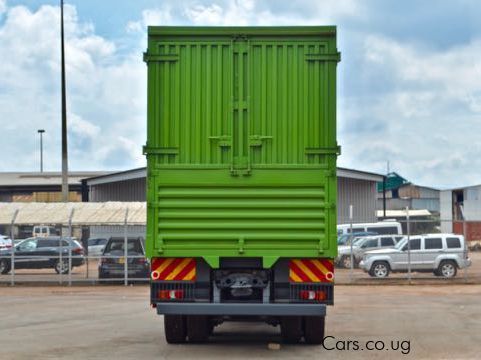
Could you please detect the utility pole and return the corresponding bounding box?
[38,129,45,172]
[60,0,69,202]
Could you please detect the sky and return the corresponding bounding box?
[0,0,480,188]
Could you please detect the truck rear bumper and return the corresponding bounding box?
[156,303,326,316]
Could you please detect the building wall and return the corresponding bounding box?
[89,178,146,202]
[440,190,453,233]
[411,198,440,213]
[88,179,147,239]
[463,185,481,220]
[398,185,439,199]
[337,177,377,224]
[89,225,146,239]
[377,198,440,212]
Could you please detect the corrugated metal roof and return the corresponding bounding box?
[0,202,146,225]
[0,172,112,187]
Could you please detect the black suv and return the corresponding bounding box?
[98,237,149,280]
[0,237,85,274]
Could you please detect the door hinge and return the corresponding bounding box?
[249,135,272,147]
[305,52,341,62]
[143,146,179,155]
[209,135,231,148]
[143,53,179,63]
[305,145,341,156]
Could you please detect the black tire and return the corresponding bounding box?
[368,261,390,278]
[0,259,11,274]
[341,255,352,269]
[433,269,441,276]
[438,260,457,278]
[304,316,325,344]
[164,315,186,344]
[280,316,303,343]
[54,259,70,274]
[186,315,210,343]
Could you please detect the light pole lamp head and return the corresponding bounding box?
[38,129,45,134]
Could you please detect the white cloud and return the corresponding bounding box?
[0,2,146,171]
[124,0,363,28]
[339,35,481,187]
[69,114,100,139]
[0,0,6,15]
[126,7,173,33]
[180,0,361,26]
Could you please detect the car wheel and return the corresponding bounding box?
[186,315,210,343]
[303,316,325,344]
[438,260,457,278]
[433,269,441,276]
[164,315,186,344]
[0,259,11,274]
[280,316,303,343]
[341,255,352,269]
[369,261,390,278]
[54,259,70,274]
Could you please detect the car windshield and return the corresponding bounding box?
[352,237,366,246]
[395,238,407,250]
[104,239,143,254]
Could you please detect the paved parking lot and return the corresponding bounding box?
[1,284,480,359]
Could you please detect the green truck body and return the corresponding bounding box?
[144,26,340,344]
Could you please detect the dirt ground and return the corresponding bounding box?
[0,285,480,359]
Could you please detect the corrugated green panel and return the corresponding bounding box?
[144,27,340,268]
[147,42,232,165]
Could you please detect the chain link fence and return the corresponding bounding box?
[336,206,479,284]
[0,207,148,285]
[0,205,479,285]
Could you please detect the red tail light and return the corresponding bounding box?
[299,290,326,301]
[158,290,184,300]
[73,248,84,255]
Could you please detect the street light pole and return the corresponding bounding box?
[60,0,69,202]
[37,129,45,172]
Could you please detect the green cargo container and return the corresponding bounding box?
[144,26,340,344]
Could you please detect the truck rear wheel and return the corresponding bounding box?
[187,315,210,343]
[304,316,325,344]
[280,316,303,343]
[164,315,186,344]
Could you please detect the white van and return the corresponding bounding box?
[32,225,58,238]
[337,221,402,236]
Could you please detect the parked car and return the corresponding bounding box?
[337,221,402,236]
[0,237,85,274]
[359,234,471,279]
[98,237,149,280]
[32,225,58,238]
[88,238,108,257]
[336,235,403,268]
[0,235,12,249]
[337,231,378,246]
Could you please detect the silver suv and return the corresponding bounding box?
[359,234,471,278]
[336,235,403,268]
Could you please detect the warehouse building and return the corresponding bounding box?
[85,167,384,231]
[0,171,110,237]
[376,172,440,214]
[0,171,109,202]
[440,184,481,242]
